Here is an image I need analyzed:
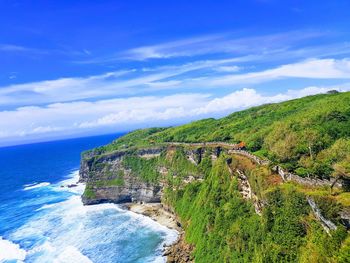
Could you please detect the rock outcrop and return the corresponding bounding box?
[164,233,194,263]
[82,183,162,205]
[235,169,264,215]
[79,144,228,205]
[80,147,165,205]
[307,197,337,235]
[275,166,343,189]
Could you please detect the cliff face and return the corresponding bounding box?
[81,177,163,205]
[80,147,165,205]
[79,150,127,183]
[79,145,224,205]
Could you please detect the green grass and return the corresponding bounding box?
[83,186,96,198]
[122,155,160,183]
[93,177,124,187]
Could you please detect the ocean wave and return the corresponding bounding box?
[10,194,177,263]
[0,236,26,262]
[53,170,85,194]
[67,198,178,262]
[59,170,80,185]
[124,209,179,245]
[12,170,177,263]
[65,198,179,244]
[55,246,93,263]
[25,242,92,263]
[23,182,51,191]
[35,203,57,211]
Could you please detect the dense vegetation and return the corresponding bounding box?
[123,155,161,183]
[165,154,350,263]
[97,92,350,181]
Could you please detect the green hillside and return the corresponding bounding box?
[96,91,350,181]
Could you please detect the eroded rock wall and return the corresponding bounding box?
[80,147,164,205]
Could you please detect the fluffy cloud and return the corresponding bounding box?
[0,94,209,139]
[1,85,349,145]
[201,59,350,87]
[194,85,350,115]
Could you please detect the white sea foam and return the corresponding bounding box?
[53,170,85,194]
[54,246,93,263]
[35,203,57,211]
[59,170,80,186]
[124,209,179,245]
[0,236,26,262]
[23,182,50,190]
[24,241,92,263]
[12,170,178,263]
[23,182,37,187]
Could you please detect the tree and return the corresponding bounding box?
[331,156,350,191]
[303,129,319,161]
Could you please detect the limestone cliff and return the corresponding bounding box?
[79,144,222,205]
[79,147,165,205]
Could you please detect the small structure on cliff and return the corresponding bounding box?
[233,141,246,150]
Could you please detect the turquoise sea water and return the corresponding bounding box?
[0,135,177,263]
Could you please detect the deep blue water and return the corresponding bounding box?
[0,135,176,263]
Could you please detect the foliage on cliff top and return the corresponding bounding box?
[98,91,350,179]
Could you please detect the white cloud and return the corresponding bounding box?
[0,58,243,106]
[0,70,136,105]
[0,85,349,145]
[2,58,350,107]
[266,58,350,78]
[123,34,225,60]
[0,44,46,53]
[0,44,93,57]
[214,66,241,72]
[121,30,327,61]
[76,30,349,65]
[196,84,350,115]
[195,58,350,87]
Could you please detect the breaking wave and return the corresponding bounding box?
[6,170,177,263]
[23,182,51,190]
[0,236,26,262]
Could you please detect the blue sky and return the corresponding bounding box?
[1,0,350,146]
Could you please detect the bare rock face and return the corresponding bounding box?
[184,147,204,165]
[79,145,229,206]
[164,233,194,263]
[79,150,128,183]
[81,183,163,205]
[80,147,164,205]
[340,208,350,229]
[307,197,337,234]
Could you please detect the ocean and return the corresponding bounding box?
[0,134,177,263]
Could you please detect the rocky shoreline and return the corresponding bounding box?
[163,233,194,263]
[124,202,181,231]
[123,202,193,263]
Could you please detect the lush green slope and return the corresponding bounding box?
[96,91,350,180]
[165,154,349,263]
